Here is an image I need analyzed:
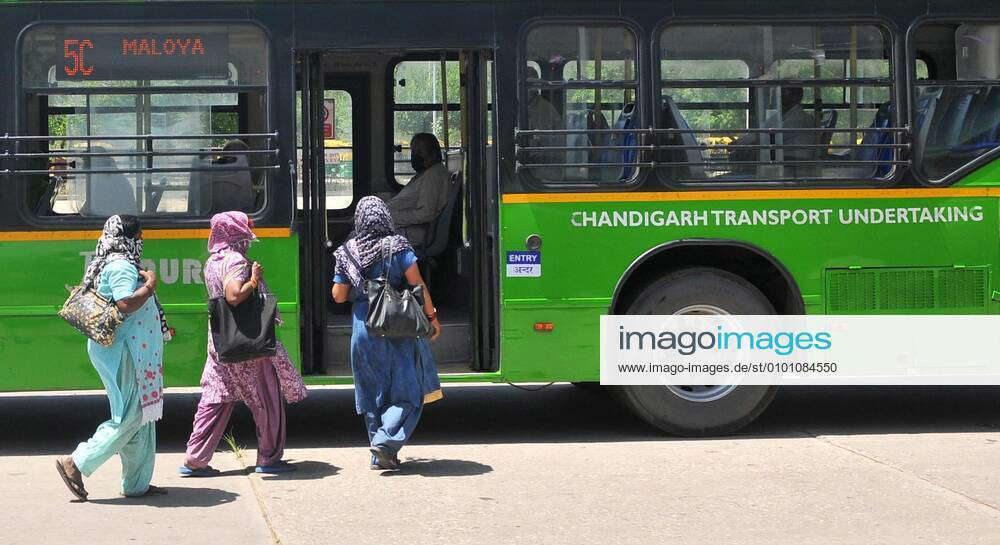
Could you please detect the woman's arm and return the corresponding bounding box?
[331,283,351,303]
[404,263,441,341]
[115,270,157,313]
[225,261,262,306]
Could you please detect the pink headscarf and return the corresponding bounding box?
[208,211,257,256]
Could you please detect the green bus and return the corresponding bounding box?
[1,0,998,435]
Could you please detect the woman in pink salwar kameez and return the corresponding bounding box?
[180,211,307,476]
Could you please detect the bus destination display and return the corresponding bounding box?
[57,32,230,81]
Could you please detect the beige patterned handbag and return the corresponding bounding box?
[58,279,125,347]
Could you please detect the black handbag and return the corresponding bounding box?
[344,242,433,339]
[208,289,278,363]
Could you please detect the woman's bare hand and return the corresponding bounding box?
[430,318,441,341]
[251,261,263,283]
[138,270,157,291]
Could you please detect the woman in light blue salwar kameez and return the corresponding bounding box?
[332,197,443,471]
[56,215,170,501]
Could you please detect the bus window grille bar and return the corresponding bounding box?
[0,132,277,142]
[518,143,909,152]
[7,149,279,159]
[2,166,281,176]
[659,78,892,88]
[0,132,280,176]
[515,127,910,136]
[514,159,910,171]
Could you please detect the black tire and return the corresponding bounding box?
[614,267,779,436]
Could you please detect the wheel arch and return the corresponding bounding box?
[610,239,805,315]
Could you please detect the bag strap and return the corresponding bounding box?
[343,243,369,282]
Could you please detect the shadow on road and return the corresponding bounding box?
[4,384,1000,456]
[381,458,494,478]
[253,460,341,480]
[87,486,240,508]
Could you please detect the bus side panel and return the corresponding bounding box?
[0,235,300,392]
[498,194,1000,383]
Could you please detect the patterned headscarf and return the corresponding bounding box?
[333,196,413,287]
[208,211,257,256]
[82,215,143,287]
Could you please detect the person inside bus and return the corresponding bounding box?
[731,86,816,167]
[526,65,564,179]
[179,211,308,477]
[56,215,170,501]
[81,148,139,217]
[387,133,451,248]
[332,197,442,470]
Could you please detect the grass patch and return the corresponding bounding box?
[221,429,246,461]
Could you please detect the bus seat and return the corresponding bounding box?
[611,103,638,181]
[913,86,944,168]
[447,149,464,174]
[83,154,138,217]
[818,109,838,150]
[415,170,462,287]
[935,88,977,150]
[660,95,706,180]
[839,102,894,178]
[955,86,1000,152]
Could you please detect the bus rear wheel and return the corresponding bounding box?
[615,267,779,436]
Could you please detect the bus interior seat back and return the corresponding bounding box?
[416,170,463,287]
[936,87,977,150]
[818,109,838,149]
[83,155,138,217]
[566,109,618,182]
[611,103,638,181]
[660,95,706,180]
[913,86,944,166]
[959,86,1000,151]
[839,102,895,178]
[447,149,464,174]
[421,170,462,259]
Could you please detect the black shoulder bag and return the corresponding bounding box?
[208,279,278,363]
[344,241,432,339]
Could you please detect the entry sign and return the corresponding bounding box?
[323,99,335,139]
[506,251,541,277]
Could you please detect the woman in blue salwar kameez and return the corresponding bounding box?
[332,196,442,470]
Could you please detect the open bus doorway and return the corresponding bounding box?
[296,50,496,378]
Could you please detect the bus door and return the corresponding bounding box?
[298,51,371,375]
[299,49,497,376]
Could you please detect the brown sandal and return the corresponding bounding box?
[55,457,88,502]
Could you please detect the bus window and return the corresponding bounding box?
[296,89,355,210]
[520,23,640,185]
[659,23,897,183]
[19,24,274,219]
[912,23,1000,182]
[392,59,462,185]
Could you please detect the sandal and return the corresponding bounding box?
[55,457,88,501]
[256,460,296,474]
[178,465,221,478]
[123,484,168,498]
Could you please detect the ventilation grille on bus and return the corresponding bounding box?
[825,266,989,314]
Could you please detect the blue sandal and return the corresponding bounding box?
[256,461,296,474]
[178,465,221,477]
